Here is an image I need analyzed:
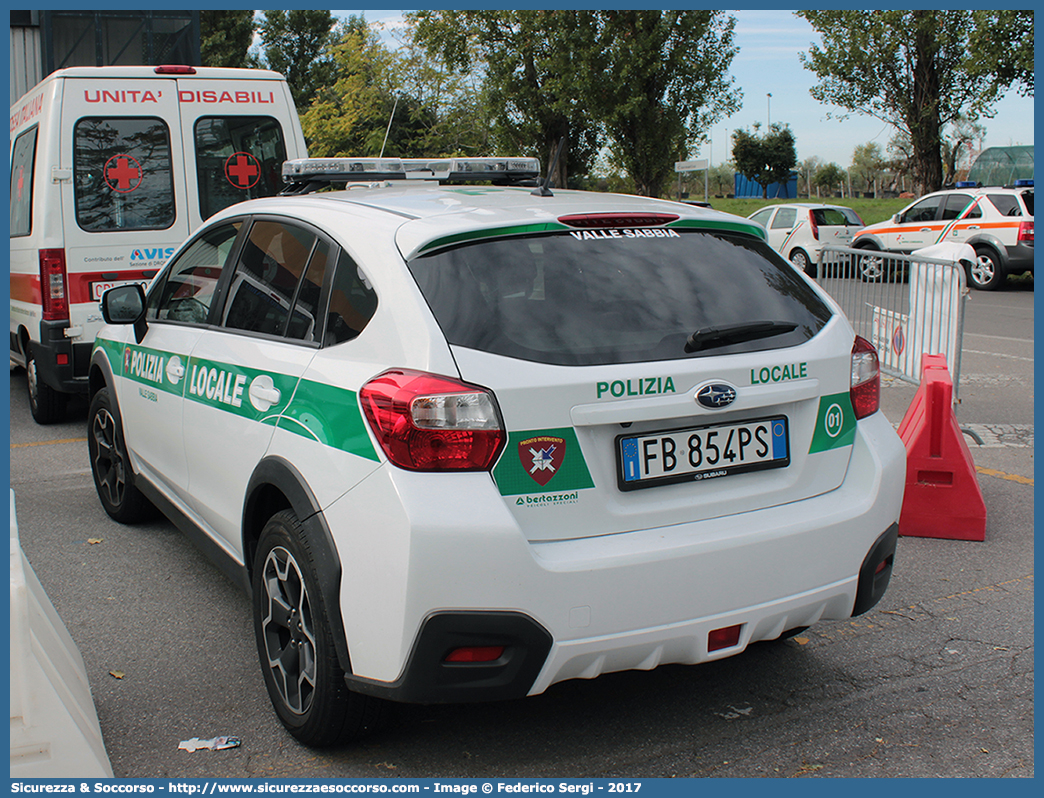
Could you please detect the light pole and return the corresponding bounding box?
[767,93,772,129]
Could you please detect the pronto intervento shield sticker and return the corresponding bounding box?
[493,427,595,496]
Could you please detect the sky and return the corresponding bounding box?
[336,8,1034,171]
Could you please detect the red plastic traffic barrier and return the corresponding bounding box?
[896,354,986,540]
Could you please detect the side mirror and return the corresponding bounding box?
[892,213,901,224]
[101,284,148,343]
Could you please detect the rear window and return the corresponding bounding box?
[1021,191,1033,216]
[194,116,288,219]
[409,229,833,366]
[74,117,175,231]
[813,207,862,226]
[988,193,1028,217]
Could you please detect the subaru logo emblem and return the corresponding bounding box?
[696,383,737,409]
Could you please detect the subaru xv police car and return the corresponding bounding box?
[852,182,1034,289]
[88,156,905,747]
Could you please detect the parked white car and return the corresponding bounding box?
[748,203,865,276]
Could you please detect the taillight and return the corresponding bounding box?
[39,249,69,322]
[808,210,819,241]
[359,369,506,471]
[1018,221,1033,243]
[850,336,880,419]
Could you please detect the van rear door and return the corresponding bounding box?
[174,74,305,226]
[61,76,192,326]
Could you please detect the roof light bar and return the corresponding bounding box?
[281,156,541,190]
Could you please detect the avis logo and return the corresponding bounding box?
[131,247,175,261]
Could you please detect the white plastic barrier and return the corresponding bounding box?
[10,490,114,778]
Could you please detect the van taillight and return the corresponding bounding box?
[1018,221,1033,244]
[360,369,506,471]
[39,249,69,322]
[851,336,880,420]
[154,65,196,75]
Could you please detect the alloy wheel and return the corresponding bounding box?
[90,407,126,508]
[260,546,318,716]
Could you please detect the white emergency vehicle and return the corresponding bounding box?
[88,157,906,747]
[9,65,307,423]
[852,182,1034,289]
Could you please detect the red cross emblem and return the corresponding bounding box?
[225,152,261,189]
[104,155,143,193]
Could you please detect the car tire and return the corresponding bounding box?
[968,246,1007,291]
[855,244,886,282]
[789,248,814,277]
[26,343,67,425]
[88,388,155,523]
[253,510,386,747]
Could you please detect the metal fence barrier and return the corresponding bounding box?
[814,245,969,401]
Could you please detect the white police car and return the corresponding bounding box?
[88,157,906,747]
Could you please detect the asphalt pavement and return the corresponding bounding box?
[7,282,1033,778]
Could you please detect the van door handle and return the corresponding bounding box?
[965,225,980,230]
[168,363,185,378]
[919,227,931,232]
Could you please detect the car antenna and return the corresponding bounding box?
[379,94,399,158]
[532,137,567,197]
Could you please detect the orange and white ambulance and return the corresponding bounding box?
[10,65,307,422]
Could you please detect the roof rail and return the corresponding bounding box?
[281,157,541,194]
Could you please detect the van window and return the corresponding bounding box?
[194,117,289,219]
[74,117,175,232]
[10,127,38,237]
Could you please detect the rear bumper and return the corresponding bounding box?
[325,411,906,701]
[34,321,90,394]
[1005,242,1034,273]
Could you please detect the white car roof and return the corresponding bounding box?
[206,185,768,261]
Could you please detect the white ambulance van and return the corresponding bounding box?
[10,65,307,422]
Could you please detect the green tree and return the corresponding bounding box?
[798,156,822,197]
[587,11,741,198]
[200,11,256,69]
[731,124,797,198]
[814,163,846,196]
[798,10,1016,195]
[301,18,399,157]
[967,11,1033,98]
[941,116,986,185]
[849,142,885,195]
[256,10,339,112]
[408,10,602,189]
[709,162,735,197]
[395,20,494,157]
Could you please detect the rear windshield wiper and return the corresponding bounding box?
[684,320,799,353]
